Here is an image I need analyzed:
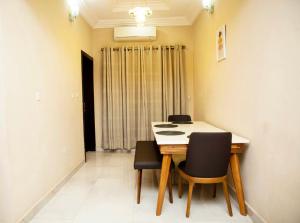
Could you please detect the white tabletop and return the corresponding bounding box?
[152,121,250,145]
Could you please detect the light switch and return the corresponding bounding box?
[35,92,41,102]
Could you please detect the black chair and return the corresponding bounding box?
[168,115,192,122]
[177,133,233,217]
[134,141,173,204]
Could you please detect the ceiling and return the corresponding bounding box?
[80,0,203,28]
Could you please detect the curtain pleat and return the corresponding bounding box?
[161,45,186,121]
[101,45,185,151]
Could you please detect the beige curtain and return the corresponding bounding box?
[162,45,186,120]
[101,45,185,151]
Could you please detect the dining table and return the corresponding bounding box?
[152,121,250,216]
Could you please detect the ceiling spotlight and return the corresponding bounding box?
[202,0,214,14]
[129,7,152,26]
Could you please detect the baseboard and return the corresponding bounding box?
[96,147,102,151]
[94,148,134,153]
[19,161,85,223]
[228,185,268,223]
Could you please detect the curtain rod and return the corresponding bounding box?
[100,45,186,52]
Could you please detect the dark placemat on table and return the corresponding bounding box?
[154,124,178,128]
[172,121,194,124]
[156,131,185,136]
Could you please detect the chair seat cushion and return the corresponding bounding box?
[134,141,162,170]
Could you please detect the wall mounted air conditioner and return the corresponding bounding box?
[114,26,156,41]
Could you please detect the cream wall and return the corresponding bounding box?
[192,0,300,222]
[92,27,194,149]
[0,48,11,222]
[0,0,92,222]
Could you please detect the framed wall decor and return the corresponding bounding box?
[216,25,227,62]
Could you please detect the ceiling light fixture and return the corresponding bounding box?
[202,0,214,14]
[67,0,82,22]
[129,7,152,26]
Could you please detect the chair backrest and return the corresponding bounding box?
[185,132,232,178]
[168,115,192,122]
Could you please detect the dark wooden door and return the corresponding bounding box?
[81,51,96,154]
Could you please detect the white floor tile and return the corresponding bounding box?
[29,152,253,223]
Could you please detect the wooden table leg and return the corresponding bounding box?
[156,154,171,216]
[230,153,247,215]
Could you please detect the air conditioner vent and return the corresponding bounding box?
[114,26,156,41]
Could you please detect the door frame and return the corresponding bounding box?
[81,50,96,162]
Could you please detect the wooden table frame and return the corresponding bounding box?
[156,143,247,216]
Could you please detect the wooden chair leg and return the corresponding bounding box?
[168,172,173,203]
[212,184,217,198]
[137,170,142,204]
[186,182,194,218]
[178,174,183,198]
[222,180,233,216]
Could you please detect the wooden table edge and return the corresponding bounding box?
[159,143,246,155]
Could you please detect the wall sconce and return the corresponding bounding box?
[202,0,214,14]
[67,0,81,22]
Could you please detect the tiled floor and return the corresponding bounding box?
[30,152,253,223]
